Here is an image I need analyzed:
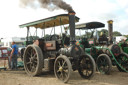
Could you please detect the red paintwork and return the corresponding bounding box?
[0,47,10,67]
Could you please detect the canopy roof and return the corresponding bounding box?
[19,14,79,29]
[75,22,105,29]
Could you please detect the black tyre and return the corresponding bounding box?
[116,52,128,72]
[23,45,43,76]
[54,55,72,83]
[78,54,96,79]
[96,54,112,74]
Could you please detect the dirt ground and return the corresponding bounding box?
[0,60,128,85]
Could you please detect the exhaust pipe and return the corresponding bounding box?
[107,20,113,44]
[69,11,76,45]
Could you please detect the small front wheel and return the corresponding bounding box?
[96,54,112,74]
[54,55,72,83]
[116,52,128,72]
[78,54,96,79]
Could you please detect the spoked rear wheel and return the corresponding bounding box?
[23,45,43,76]
[96,54,112,74]
[78,54,96,79]
[54,55,72,83]
[116,52,128,72]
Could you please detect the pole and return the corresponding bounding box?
[26,27,29,45]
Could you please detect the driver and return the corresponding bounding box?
[62,33,70,47]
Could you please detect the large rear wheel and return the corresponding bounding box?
[54,55,72,83]
[23,45,43,76]
[78,54,96,79]
[96,54,112,74]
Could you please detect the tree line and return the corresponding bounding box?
[76,29,128,39]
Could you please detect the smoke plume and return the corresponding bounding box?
[20,0,74,12]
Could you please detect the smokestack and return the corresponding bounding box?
[107,20,113,44]
[69,11,76,45]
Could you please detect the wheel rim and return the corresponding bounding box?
[24,46,38,73]
[97,56,109,74]
[54,57,70,82]
[79,56,93,78]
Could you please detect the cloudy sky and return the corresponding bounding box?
[0,0,128,38]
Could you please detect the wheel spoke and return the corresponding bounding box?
[34,59,37,63]
[103,66,105,71]
[29,63,32,70]
[27,52,31,57]
[57,70,60,73]
[63,70,68,78]
[31,49,35,57]
[33,54,37,59]
[31,66,36,72]
[58,71,62,79]
[85,70,89,76]
[58,61,62,67]
[26,62,31,65]
[62,61,66,67]
[61,72,64,80]
[30,49,33,57]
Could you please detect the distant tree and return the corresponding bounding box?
[79,32,91,38]
[123,35,128,38]
[75,29,123,39]
[44,34,51,40]
[99,29,108,36]
[45,34,50,37]
[26,36,39,41]
[113,31,122,36]
[100,29,108,33]
[99,29,122,37]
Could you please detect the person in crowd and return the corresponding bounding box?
[10,41,18,70]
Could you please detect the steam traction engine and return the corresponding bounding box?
[75,20,128,74]
[19,12,96,83]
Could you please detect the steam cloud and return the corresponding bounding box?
[20,0,74,12]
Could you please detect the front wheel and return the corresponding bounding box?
[54,55,72,83]
[96,54,112,74]
[78,54,96,79]
[116,52,128,72]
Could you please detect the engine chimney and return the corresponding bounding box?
[69,11,76,45]
[107,20,113,44]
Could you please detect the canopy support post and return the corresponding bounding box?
[43,23,45,39]
[60,18,63,36]
[36,27,37,37]
[54,22,55,35]
[26,27,29,46]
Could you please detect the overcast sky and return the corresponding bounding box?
[0,0,128,38]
